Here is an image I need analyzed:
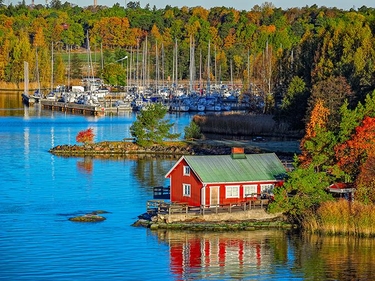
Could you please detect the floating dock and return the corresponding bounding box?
[41,100,106,116]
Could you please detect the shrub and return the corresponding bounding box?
[76,128,95,145]
[184,120,202,140]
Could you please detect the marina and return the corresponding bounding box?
[34,84,252,116]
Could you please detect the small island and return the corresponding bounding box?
[68,210,110,222]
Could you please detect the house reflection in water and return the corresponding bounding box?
[156,230,286,280]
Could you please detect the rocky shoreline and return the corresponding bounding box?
[135,220,294,231]
[49,139,297,158]
[131,205,295,231]
[48,140,260,157]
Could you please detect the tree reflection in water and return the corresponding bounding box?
[151,230,375,280]
[132,156,177,189]
[77,156,93,174]
[299,234,375,281]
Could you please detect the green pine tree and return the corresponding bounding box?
[130,103,180,147]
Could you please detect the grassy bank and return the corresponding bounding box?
[303,200,375,237]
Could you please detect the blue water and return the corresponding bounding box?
[1,103,375,280]
[0,108,187,280]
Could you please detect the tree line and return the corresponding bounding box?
[1,2,375,124]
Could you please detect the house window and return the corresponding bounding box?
[183,166,190,176]
[261,184,275,195]
[244,185,258,197]
[225,185,239,198]
[183,184,191,197]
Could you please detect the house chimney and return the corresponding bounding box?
[231,147,246,159]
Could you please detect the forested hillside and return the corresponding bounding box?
[1,2,375,127]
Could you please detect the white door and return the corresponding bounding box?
[210,186,219,207]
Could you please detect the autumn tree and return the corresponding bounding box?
[130,103,180,147]
[335,116,375,199]
[299,99,336,171]
[76,128,95,145]
[53,54,65,85]
[8,31,33,88]
[308,76,353,130]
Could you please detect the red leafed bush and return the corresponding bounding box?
[76,128,95,144]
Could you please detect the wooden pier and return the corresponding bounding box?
[41,100,105,116]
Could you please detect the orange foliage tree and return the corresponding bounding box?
[335,116,375,203]
[76,128,95,145]
[335,116,375,180]
[299,99,331,168]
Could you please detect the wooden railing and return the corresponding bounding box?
[146,199,270,216]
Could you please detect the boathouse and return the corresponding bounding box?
[165,148,287,208]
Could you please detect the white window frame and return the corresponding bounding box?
[183,183,191,197]
[225,185,240,198]
[183,165,190,176]
[244,184,258,198]
[260,184,275,195]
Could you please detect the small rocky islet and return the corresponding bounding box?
[48,140,269,158]
[68,210,110,222]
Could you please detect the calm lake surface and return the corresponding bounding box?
[1,92,375,280]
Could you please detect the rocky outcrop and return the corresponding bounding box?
[68,210,110,222]
[132,209,294,231]
[48,141,246,157]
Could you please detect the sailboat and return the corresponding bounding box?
[21,61,35,106]
[31,48,42,102]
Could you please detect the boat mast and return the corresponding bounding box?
[155,41,159,95]
[207,40,210,95]
[35,48,40,93]
[175,39,178,92]
[199,49,202,93]
[189,35,193,94]
[24,61,29,95]
[161,43,165,90]
[67,45,71,91]
[50,42,53,92]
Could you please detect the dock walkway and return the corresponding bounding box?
[41,100,105,116]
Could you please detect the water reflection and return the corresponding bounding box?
[77,156,93,174]
[132,157,176,188]
[149,230,375,280]
[153,230,291,280]
[300,234,375,280]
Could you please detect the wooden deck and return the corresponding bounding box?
[146,199,270,216]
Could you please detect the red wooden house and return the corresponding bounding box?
[165,148,287,207]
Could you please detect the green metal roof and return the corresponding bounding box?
[183,153,286,184]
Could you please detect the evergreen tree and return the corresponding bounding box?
[71,53,82,79]
[184,120,202,140]
[130,103,180,147]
